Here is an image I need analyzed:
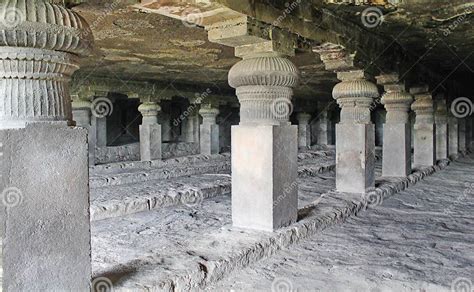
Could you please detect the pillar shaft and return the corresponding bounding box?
[448,116,459,157]
[410,86,436,167]
[229,52,299,231]
[72,98,96,166]
[333,70,378,193]
[377,74,413,177]
[434,98,449,160]
[297,112,311,148]
[459,118,467,153]
[316,105,331,145]
[0,1,93,290]
[199,105,220,155]
[138,102,162,161]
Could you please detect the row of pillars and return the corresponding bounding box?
[71,98,222,164]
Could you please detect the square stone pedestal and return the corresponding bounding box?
[413,123,436,167]
[298,125,311,148]
[436,123,448,160]
[383,123,411,177]
[0,123,91,291]
[231,125,298,231]
[335,123,375,193]
[140,124,162,161]
[200,124,220,155]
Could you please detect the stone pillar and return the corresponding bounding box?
[410,86,436,167]
[0,1,93,290]
[316,102,332,145]
[72,97,96,166]
[467,117,472,151]
[377,74,413,177]
[448,115,459,157]
[160,111,172,142]
[183,105,199,143]
[228,52,299,231]
[95,114,107,147]
[199,105,220,155]
[138,102,162,161]
[434,98,449,160]
[459,118,467,153]
[332,70,378,193]
[296,112,312,148]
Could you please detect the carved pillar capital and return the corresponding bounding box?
[296,112,311,125]
[0,0,93,129]
[376,74,413,123]
[228,54,300,125]
[410,85,434,123]
[138,101,161,125]
[199,104,220,125]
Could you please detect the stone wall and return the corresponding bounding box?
[95,142,200,164]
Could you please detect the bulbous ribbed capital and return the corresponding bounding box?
[0,0,93,55]
[381,92,413,105]
[199,107,220,117]
[138,102,161,116]
[228,56,300,89]
[332,80,379,100]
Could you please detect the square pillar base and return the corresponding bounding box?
[336,123,375,193]
[140,124,162,161]
[298,125,311,148]
[1,124,91,291]
[414,123,436,167]
[383,123,411,177]
[231,125,298,232]
[200,124,220,155]
[436,123,448,160]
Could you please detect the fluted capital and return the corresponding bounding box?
[296,112,311,125]
[199,105,220,124]
[0,0,93,55]
[313,43,354,71]
[228,56,300,89]
[138,102,161,117]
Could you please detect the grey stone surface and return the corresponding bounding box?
[91,156,450,291]
[383,124,411,177]
[459,119,467,152]
[436,122,449,160]
[200,124,220,155]
[449,117,459,157]
[336,123,375,193]
[1,124,91,291]
[232,125,298,231]
[413,123,436,167]
[139,124,162,161]
[209,157,472,292]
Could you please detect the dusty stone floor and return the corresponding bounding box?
[207,157,474,292]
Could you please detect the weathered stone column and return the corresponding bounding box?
[434,97,449,160]
[377,74,413,177]
[160,111,172,142]
[332,70,378,193]
[72,96,96,166]
[0,1,93,290]
[138,101,162,161]
[448,114,459,158]
[199,104,220,155]
[183,104,199,143]
[95,115,108,147]
[296,112,312,148]
[229,51,299,231]
[467,116,473,151]
[410,85,436,167]
[459,118,467,154]
[316,101,332,145]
